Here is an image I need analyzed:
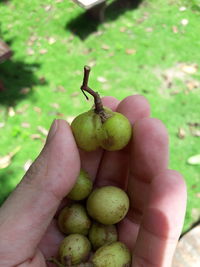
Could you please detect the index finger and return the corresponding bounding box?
[118,118,169,250]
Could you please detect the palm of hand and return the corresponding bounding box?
[0,96,186,267]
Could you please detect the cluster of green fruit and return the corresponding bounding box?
[51,66,133,266]
[54,169,131,266]
[71,66,132,152]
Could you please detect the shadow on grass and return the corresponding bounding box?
[0,0,11,3]
[0,32,46,106]
[0,59,47,106]
[66,0,143,40]
[0,0,12,6]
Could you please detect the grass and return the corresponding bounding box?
[0,0,200,233]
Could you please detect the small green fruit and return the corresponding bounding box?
[59,234,91,265]
[58,204,91,235]
[92,241,131,267]
[71,109,101,152]
[89,222,118,250]
[96,111,132,151]
[86,186,129,225]
[68,169,93,201]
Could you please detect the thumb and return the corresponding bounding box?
[0,119,80,263]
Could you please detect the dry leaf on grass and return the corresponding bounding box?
[145,27,153,32]
[190,129,200,137]
[82,48,92,55]
[70,92,79,97]
[55,85,65,92]
[27,48,35,55]
[44,5,52,11]
[191,184,197,189]
[93,30,103,37]
[126,49,136,55]
[37,126,48,136]
[179,6,186,12]
[196,193,200,198]
[20,87,31,95]
[177,128,186,139]
[186,80,199,91]
[8,107,15,117]
[181,19,189,26]
[39,49,48,55]
[67,35,74,42]
[102,44,110,50]
[30,134,42,140]
[172,26,179,34]
[56,112,64,117]
[97,77,107,83]
[47,37,56,45]
[29,35,38,42]
[188,122,200,127]
[16,104,30,114]
[24,159,33,171]
[188,122,200,137]
[0,122,5,128]
[50,103,60,109]
[21,122,30,128]
[187,154,200,165]
[0,146,21,169]
[33,106,42,114]
[191,208,200,220]
[39,77,46,84]
[180,63,198,74]
[119,27,127,32]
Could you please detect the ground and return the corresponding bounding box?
[0,0,199,233]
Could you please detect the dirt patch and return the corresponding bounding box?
[154,63,200,96]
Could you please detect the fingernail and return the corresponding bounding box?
[46,119,58,143]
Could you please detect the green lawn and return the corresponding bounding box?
[0,0,199,233]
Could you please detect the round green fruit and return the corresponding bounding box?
[86,186,129,225]
[68,169,93,201]
[92,241,131,267]
[59,234,91,265]
[58,204,91,235]
[96,111,132,151]
[71,109,101,151]
[89,222,118,250]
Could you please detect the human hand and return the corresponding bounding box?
[0,95,187,267]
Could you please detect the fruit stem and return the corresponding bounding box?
[81,66,107,122]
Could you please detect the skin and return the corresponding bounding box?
[0,95,187,267]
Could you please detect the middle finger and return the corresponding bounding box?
[95,95,151,188]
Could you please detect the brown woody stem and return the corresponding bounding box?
[81,66,104,115]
